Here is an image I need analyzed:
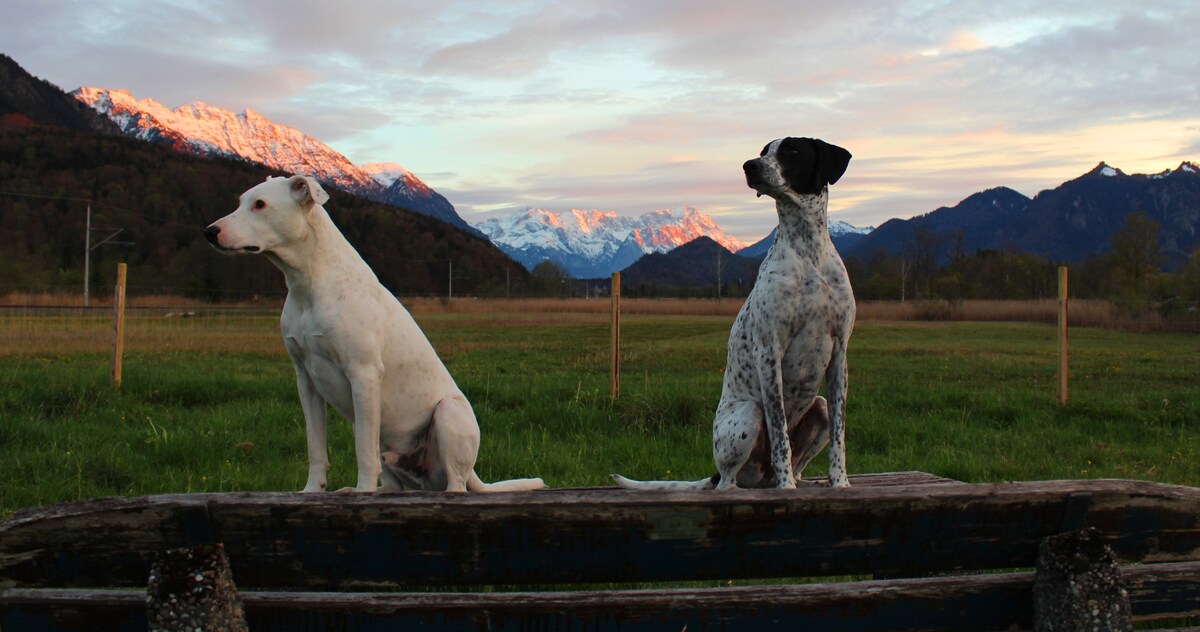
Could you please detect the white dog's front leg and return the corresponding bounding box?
[295,369,330,492]
[348,371,384,492]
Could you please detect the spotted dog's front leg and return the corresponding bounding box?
[826,340,850,488]
[756,348,795,489]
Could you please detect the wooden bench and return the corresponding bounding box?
[2,472,1198,630]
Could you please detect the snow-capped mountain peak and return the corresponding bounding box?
[73,86,370,188]
[830,220,874,236]
[475,207,747,278]
[72,86,478,235]
[362,162,415,187]
[735,220,874,259]
[1084,162,1125,178]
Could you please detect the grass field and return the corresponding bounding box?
[0,303,1197,518]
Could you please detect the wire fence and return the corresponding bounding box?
[1,294,1196,358]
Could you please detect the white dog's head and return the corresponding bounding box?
[743,137,851,202]
[204,175,329,254]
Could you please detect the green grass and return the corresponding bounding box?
[0,312,1197,517]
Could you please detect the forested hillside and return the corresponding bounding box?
[0,124,528,300]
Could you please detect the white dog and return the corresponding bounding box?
[205,175,544,493]
[614,137,854,490]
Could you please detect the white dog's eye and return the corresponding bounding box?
[253,199,266,211]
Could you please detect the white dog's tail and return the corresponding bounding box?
[611,473,719,491]
[466,471,546,492]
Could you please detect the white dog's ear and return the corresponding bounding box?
[288,175,330,208]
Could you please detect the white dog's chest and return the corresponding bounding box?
[285,330,355,415]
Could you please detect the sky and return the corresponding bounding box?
[4,0,1199,243]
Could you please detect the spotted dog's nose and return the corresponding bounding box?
[744,159,766,188]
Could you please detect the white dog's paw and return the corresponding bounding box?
[300,481,327,493]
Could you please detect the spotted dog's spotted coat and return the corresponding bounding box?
[613,137,854,490]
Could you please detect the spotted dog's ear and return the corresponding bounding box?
[287,175,330,209]
[782,138,852,194]
[815,139,852,187]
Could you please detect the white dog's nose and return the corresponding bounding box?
[204,225,221,245]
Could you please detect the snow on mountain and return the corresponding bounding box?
[362,162,415,187]
[831,220,875,237]
[737,220,875,259]
[1152,161,1200,179]
[72,87,478,235]
[476,207,748,278]
[74,87,375,191]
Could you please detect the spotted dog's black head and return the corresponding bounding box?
[743,137,851,200]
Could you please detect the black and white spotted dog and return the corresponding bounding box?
[613,137,854,490]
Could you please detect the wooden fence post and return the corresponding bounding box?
[1057,266,1068,406]
[611,272,620,400]
[111,263,127,389]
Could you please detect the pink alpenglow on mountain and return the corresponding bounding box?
[475,207,747,278]
[72,87,475,234]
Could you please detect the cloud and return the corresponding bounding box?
[3,0,1198,239]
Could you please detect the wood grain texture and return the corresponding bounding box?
[2,478,1198,591]
[3,562,1197,632]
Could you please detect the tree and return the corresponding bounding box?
[902,226,941,301]
[1106,212,1164,312]
[531,259,570,295]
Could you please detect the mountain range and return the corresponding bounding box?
[843,162,1200,267]
[737,220,875,259]
[7,52,1197,290]
[476,207,747,278]
[0,53,527,299]
[620,236,762,291]
[0,55,120,134]
[71,86,478,237]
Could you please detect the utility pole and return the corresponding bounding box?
[83,201,133,306]
[448,260,453,301]
[84,202,91,306]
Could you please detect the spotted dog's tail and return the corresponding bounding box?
[610,473,719,491]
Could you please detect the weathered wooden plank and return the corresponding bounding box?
[836,471,962,487]
[1124,560,1200,622]
[2,479,1198,590]
[3,562,1198,632]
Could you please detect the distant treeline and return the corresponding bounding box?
[843,216,1200,317]
[614,217,1200,316]
[0,125,530,300]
